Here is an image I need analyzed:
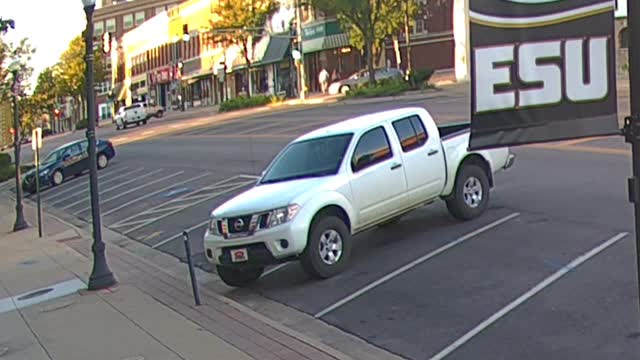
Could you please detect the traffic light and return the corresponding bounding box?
[102,32,111,54]
[54,108,60,118]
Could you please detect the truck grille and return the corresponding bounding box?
[227,215,252,234]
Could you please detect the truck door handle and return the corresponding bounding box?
[428,149,439,156]
[391,163,402,170]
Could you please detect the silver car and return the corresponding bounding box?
[328,67,405,95]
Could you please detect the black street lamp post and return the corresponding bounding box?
[9,63,29,232]
[82,0,116,291]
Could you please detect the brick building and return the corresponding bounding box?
[93,0,186,120]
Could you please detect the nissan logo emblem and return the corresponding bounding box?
[233,218,245,231]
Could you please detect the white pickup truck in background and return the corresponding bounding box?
[113,102,164,130]
[204,107,515,287]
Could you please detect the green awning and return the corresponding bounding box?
[259,37,290,65]
[303,33,350,54]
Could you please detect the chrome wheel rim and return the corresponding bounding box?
[53,171,63,185]
[463,176,483,208]
[318,229,343,265]
[98,155,107,168]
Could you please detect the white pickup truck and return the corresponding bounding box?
[113,103,164,130]
[204,107,515,287]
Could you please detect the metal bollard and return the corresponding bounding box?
[182,230,201,306]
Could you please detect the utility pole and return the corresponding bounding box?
[295,0,306,100]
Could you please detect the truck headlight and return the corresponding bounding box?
[267,204,300,228]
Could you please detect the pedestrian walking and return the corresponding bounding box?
[318,68,330,94]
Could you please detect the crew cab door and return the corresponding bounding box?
[349,125,407,228]
[390,114,446,202]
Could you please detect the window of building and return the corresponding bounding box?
[94,21,104,36]
[106,18,116,32]
[135,11,145,25]
[415,19,425,33]
[123,14,133,29]
[154,6,166,15]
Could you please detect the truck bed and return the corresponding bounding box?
[438,122,470,140]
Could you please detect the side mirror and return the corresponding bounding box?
[62,154,70,161]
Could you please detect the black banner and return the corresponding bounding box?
[469,0,619,150]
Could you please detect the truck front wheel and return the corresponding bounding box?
[216,265,263,287]
[446,164,490,221]
[301,216,352,279]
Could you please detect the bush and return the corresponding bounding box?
[346,78,411,98]
[0,164,14,183]
[0,153,11,167]
[76,118,89,130]
[219,95,275,113]
[409,69,434,90]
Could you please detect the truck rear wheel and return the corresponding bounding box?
[301,216,351,279]
[446,164,490,221]
[216,265,263,287]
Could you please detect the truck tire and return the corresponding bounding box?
[446,164,490,221]
[301,216,351,279]
[216,265,264,287]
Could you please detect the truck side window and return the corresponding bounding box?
[351,126,393,172]
[392,116,428,152]
[409,115,428,146]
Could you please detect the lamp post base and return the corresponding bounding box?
[13,204,29,232]
[88,270,117,291]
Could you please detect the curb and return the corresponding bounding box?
[12,193,357,360]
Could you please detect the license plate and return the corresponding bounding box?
[230,248,248,263]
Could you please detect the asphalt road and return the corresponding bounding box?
[7,85,640,359]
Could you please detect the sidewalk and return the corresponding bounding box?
[0,196,364,360]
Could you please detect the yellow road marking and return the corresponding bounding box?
[528,143,629,156]
[142,231,164,242]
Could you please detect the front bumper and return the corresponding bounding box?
[22,173,51,192]
[203,220,308,267]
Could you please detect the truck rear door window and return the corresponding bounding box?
[351,126,393,172]
[392,116,428,152]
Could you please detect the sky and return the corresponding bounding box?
[2,0,99,90]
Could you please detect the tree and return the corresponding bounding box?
[313,0,400,86]
[210,0,278,97]
[32,67,61,132]
[0,18,15,34]
[55,35,106,123]
[0,38,35,103]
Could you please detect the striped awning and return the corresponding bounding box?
[303,33,350,54]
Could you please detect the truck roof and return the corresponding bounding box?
[295,107,429,142]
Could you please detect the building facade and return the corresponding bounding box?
[111,0,475,110]
[93,0,186,120]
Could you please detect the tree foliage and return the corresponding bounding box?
[0,38,35,102]
[0,18,15,34]
[312,0,420,84]
[210,0,278,96]
[55,35,106,98]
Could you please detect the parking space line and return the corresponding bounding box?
[44,166,131,202]
[313,212,521,319]
[73,171,185,215]
[117,181,253,235]
[151,220,208,249]
[429,232,628,360]
[235,121,288,135]
[270,119,334,135]
[60,169,164,210]
[262,263,288,277]
[111,176,256,235]
[49,168,147,207]
[101,172,211,217]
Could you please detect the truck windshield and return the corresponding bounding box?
[260,133,353,184]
